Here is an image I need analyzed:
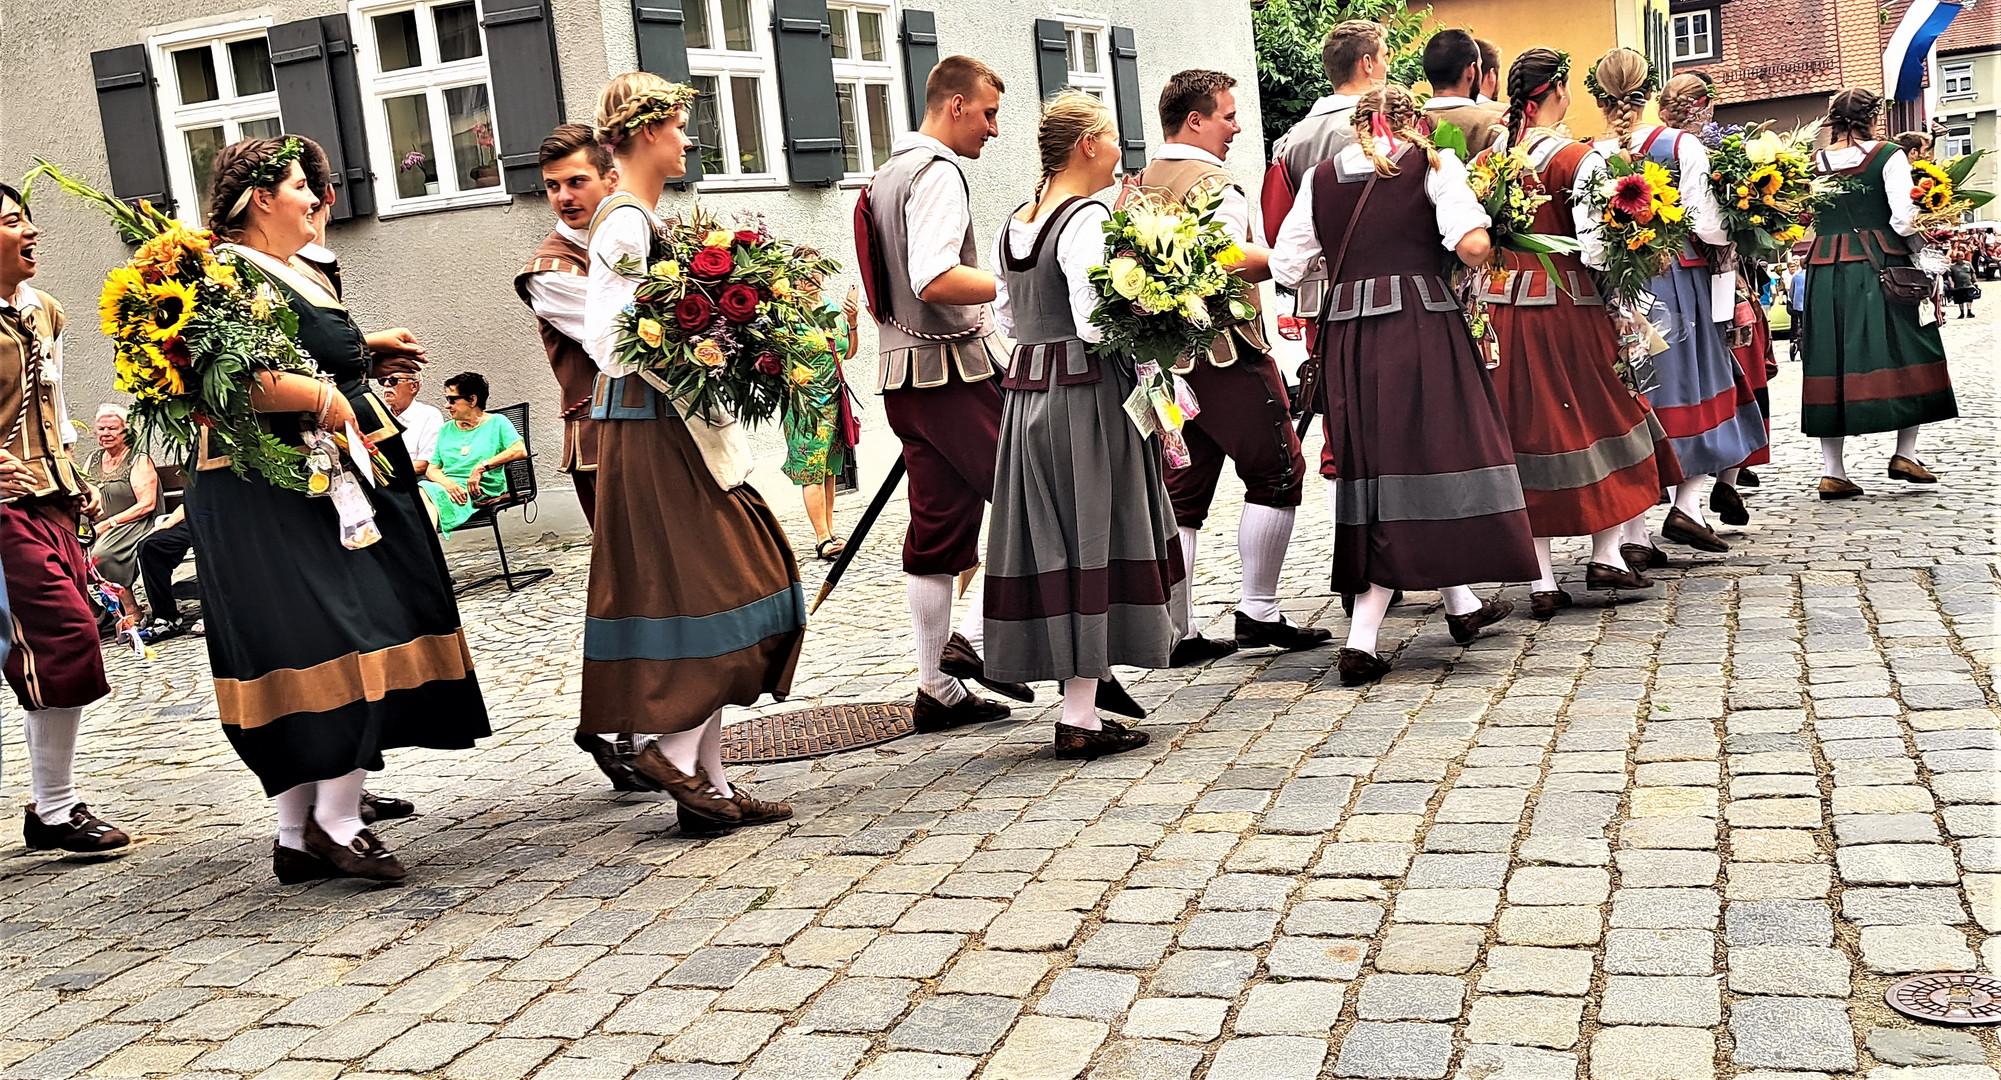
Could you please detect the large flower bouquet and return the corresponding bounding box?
[1463,147,1584,367]
[1088,187,1249,464]
[611,207,842,432]
[1584,154,1694,302]
[1697,122,1834,259]
[1911,150,1995,231]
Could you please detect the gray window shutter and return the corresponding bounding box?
[89,45,174,212]
[1034,19,1068,102]
[772,0,843,185]
[270,17,371,220]
[899,9,939,128]
[481,0,566,194]
[631,0,703,183]
[1109,26,1144,171]
[316,16,377,218]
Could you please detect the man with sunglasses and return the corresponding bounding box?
[376,373,442,477]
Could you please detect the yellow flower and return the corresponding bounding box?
[1216,244,1247,269]
[771,275,791,298]
[1626,229,1657,251]
[1744,130,1784,165]
[653,259,683,280]
[100,266,145,336]
[1106,257,1147,300]
[204,259,239,291]
[1750,215,1764,225]
[692,338,726,368]
[1658,203,1685,224]
[1641,161,1675,191]
[636,318,665,348]
[143,279,198,342]
[791,365,814,386]
[704,230,731,248]
[133,226,209,281]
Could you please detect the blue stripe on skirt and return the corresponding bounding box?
[585,584,807,662]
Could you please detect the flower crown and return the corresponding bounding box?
[612,83,700,140]
[248,136,305,190]
[1583,53,1658,108]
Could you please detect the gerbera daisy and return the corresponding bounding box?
[1611,174,1655,218]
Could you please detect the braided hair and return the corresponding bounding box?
[1034,90,1114,200]
[1351,85,1440,178]
[1827,88,1884,143]
[1502,48,1568,153]
[595,72,698,155]
[205,136,314,238]
[1588,48,1655,154]
[1658,73,1713,129]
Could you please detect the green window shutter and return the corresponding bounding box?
[89,45,174,213]
[1109,26,1144,171]
[772,0,843,185]
[1033,18,1068,102]
[899,9,939,129]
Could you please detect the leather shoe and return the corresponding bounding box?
[1234,610,1333,652]
[912,689,1011,733]
[1737,467,1761,488]
[1709,481,1749,526]
[273,842,337,885]
[1054,716,1150,759]
[573,732,664,792]
[1529,590,1573,621]
[1445,598,1514,644]
[302,818,407,882]
[1586,562,1654,591]
[1888,455,1938,483]
[1341,590,1405,616]
[23,803,129,853]
[1661,507,1729,552]
[1620,542,1668,574]
[677,788,794,835]
[359,791,415,825]
[633,746,743,823]
[1819,476,1864,499]
[938,632,1035,702]
[1096,675,1145,719]
[1337,647,1392,686]
[1169,635,1239,667]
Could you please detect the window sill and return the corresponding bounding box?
[680,176,795,194]
[376,188,514,220]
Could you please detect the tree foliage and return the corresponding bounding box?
[1253,0,1433,156]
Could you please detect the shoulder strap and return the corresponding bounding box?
[1637,126,1666,156]
[1323,161,1381,285]
[586,192,650,248]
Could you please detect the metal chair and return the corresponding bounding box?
[452,401,554,596]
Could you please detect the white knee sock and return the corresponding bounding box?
[695,710,733,799]
[1621,513,1651,549]
[1238,504,1297,624]
[311,769,367,846]
[1590,527,1624,568]
[1324,477,1340,534]
[275,783,315,852]
[1531,538,1558,593]
[1821,437,1847,480]
[956,572,986,654]
[1061,677,1101,731]
[653,726,705,779]
[907,574,965,704]
[24,707,82,825]
[1895,426,1920,461]
[1718,466,1741,488]
[1176,526,1201,640]
[1440,585,1481,616]
[1345,584,1395,655]
[599,731,659,749]
[1670,478,1709,523]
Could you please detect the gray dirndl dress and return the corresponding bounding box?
[982,195,1185,684]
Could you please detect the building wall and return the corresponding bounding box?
[0,0,1260,473]
[1937,47,2001,222]
[1422,0,1659,139]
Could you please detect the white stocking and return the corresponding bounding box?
[696,710,733,798]
[1821,437,1847,480]
[1531,537,1558,593]
[1670,477,1709,523]
[311,769,367,846]
[1620,513,1651,548]
[1440,585,1481,616]
[1895,426,1920,461]
[956,572,986,654]
[653,726,704,780]
[23,707,81,824]
[1061,677,1101,731]
[274,783,315,851]
[1175,526,1200,640]
[907,574,965,704]
[1345,584,1395,655]
[1590,527,1624,568]
[1718,466,1741,488]
[1238,504,1296,624]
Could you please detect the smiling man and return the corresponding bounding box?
[516,123,616,528]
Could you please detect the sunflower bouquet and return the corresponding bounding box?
[611,207,842,434]
[1584,154,1695,302]
[1698,122,1833,259]
[1911,150,1994,231]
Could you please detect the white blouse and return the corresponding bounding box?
[1586,125,1728,247]
[584,201,657,378]
[991,199,1112,344]
[522,222,591,344]
[1816,141,1919,238]
[1269,138,1491,289]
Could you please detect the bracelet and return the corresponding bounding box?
[313,384,332,428]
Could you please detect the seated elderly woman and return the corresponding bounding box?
[82,404,159,604]
[419,372,528,535]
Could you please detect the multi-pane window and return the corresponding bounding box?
[685,0,785,182]
[1064,21,1111,102]
[1942,127,1974,160]
[151,23,282,219]
[352,0,504,213]
[1671,11,1716,63]
[828,3,898,176]
[1943,64,1974,99]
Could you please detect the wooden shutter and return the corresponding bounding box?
[89,45,174,212]
[1033,19,1068,102]
[631,0,702,183]
[772,0,843,185]
[270,17,372,220]
[1109,26,1144,171]
[899,9,939,128]
[481,0,567,194]
[316,16,377,218]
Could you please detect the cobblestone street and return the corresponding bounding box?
[0,306,1995,1080]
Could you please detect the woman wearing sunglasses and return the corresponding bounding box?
[419,372,526,535]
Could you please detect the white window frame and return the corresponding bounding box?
[148,18,281,224]
[350,0,510,218]
[827,1,904,182]
[1942,126,1974,159]
[1671,11,1717,63]
[685,0,790,190]
[1942,62,1974,99]
[1060,16,1113,103]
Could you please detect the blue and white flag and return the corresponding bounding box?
[1883,0,1964,101]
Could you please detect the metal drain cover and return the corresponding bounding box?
[1885,972,2001,1025]
[722,702,914,764]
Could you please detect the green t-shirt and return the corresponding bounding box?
[437,413,521,500]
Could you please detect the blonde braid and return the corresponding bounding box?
[1589,48,1654,154]
[1033,91,1114,201]
[1352,85,1440,178]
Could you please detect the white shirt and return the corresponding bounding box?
[1422,95,1480,110]
[522,221,591,343]
[1588,125,1729,246]
[395,400,444,466]
[1509,133,1615,272]
[1817,142,1919,237]
[1269,139,1491,288]
[895,132,978,299]
[1,284,72,446]
[991,200,1112,344]
[297,241,337,265]
[584,201,656,377]
[1150,143,1255,246]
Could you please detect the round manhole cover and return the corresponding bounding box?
[1885,973,2001,1025]
[722,702,914,764]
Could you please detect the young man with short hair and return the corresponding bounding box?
[1263,19,1388,232]
[1421,29,1507,158]
[1476,38,1501,102]
[1134,70,1328,665]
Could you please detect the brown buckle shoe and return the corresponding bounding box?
[1818,476,1865,500]
[1169,635,1240,667]
[1445,598,1514,644]
[1737,467,1761,488]
[938,633,1035,702]
[913,689,1012,733]
[302,818,407,882]
[273,842,337,885]
[678,787,794,836]
[1054,716,1150,759]
[1888,456,1937,484]
[1529,590,1574,621]
[1708,482,1749,526]
[633,746,743,824]
[1620,543,1668,574]
[1587,562,1654,591]
[1661,507,1729,552]
[23,803,130,853]
[1337,647,1392,686]
[574,732,665,792]
[359,791,415,825]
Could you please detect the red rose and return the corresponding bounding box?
[719,283,761,323]
[675,293,715,332]
[734,229,762,246]
[162,338,192,367]
[690,246,734,280]
[755,353,782,375]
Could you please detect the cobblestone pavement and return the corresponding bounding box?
[0,306,1996,1080]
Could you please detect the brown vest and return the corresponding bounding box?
[515,231,599,472]
[1133,156,1272,370]
[1424,101,1507,159]
[0,290,83,503]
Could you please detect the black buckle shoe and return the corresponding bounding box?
[938,633,1035,702]
[913,689,1012,733]
[1054,716,1150,759]
[1169,635,1239,667]
[274,842,337,884]
[1444,598,1514,645]
[1708,482,1748,527]
[1095,674,1145,719]
[1337,648,1392,686]
[1234,611,1333,652]
[359,791,415,825]
[1736,467,1760,488]
[574,732,665,792]
[24,803,130,852]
